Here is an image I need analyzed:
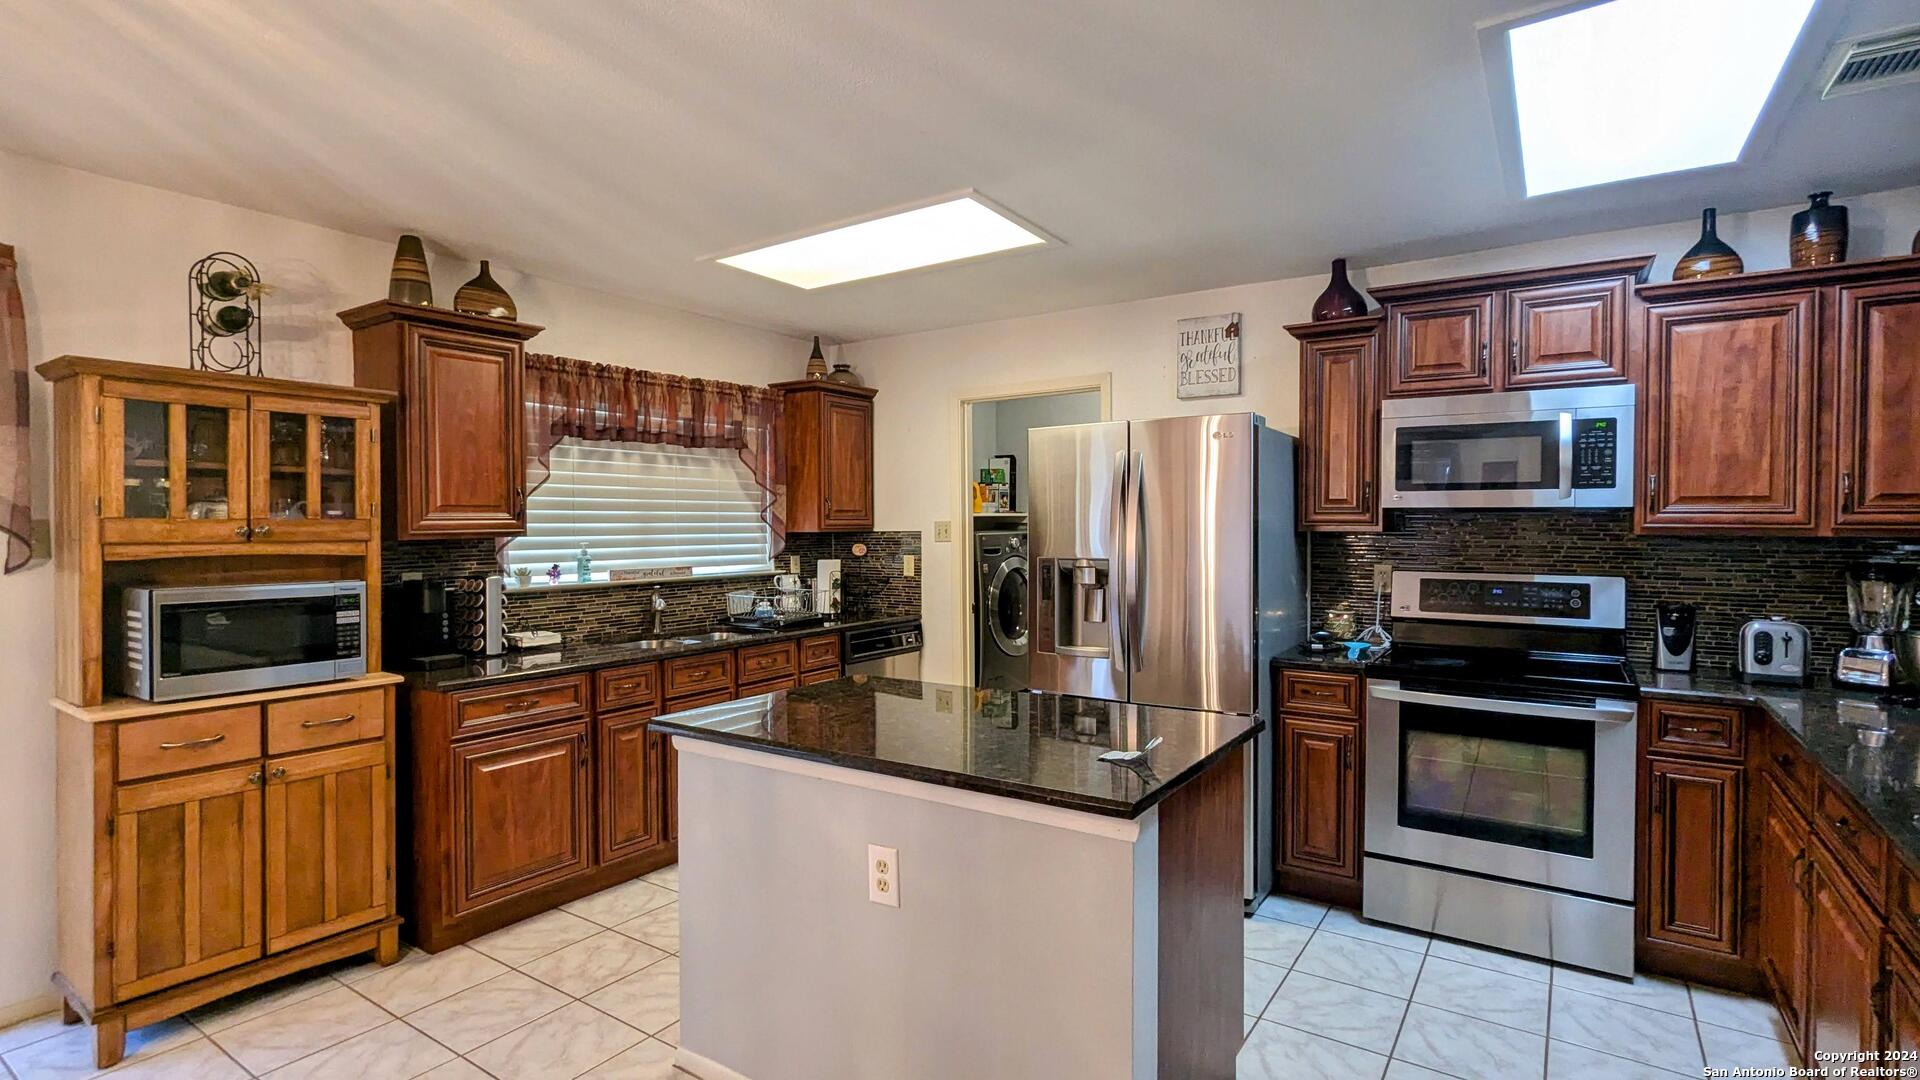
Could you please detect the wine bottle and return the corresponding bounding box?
[201,304,254,337]
[201,269,254,301]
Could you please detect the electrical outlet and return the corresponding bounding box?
[786,554,799,573]
[934,688,954,712]
[1374,562,1394,592]
[933,520,953,543]
[902,554,917,578]
[868,844,900,907]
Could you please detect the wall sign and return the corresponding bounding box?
[1176,313,1241,399]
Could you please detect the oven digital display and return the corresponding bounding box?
[1418,578,1591,619]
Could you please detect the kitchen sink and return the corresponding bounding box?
[672,631,753,645]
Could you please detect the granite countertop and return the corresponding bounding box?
[406,614,918,692]
[649,677,1262,819]
[1641,671,1920,870]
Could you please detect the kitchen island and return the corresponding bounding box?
[651,677,1259,1080]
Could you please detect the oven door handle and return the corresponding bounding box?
[1369,681,1636,723]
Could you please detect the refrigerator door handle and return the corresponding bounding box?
[1128,450,1146,668]
[1111,448,1129,666]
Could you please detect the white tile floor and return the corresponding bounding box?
[0,877,1797,1079]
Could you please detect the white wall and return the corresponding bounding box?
[844,186,1920,684]
[0,148,805,1017]
[969,390,1103,512]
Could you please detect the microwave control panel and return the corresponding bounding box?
[1572,418,1618,489]
[335,591,364,659]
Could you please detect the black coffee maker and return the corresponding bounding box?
[1655,602,1698,673]
[383,578,461,667]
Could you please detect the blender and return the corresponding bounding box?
[1836,562,1913,690]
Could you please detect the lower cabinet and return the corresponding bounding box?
[449,721,592,913]
[1806,838,1882,1058]
[1643,756,1742,954]
[264,743,389,952]
[1756,774,1811,1039]
[1888,943,1920,1054]
[652,726,680,846]
[598,708,664,864]
[1278,715,1359,881]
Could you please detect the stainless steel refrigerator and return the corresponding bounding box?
[1026,412,1305,905]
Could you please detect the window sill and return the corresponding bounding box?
[501,567,779,596]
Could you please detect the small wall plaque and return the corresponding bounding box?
[612,566,694,582]
[1176,313,1242,399]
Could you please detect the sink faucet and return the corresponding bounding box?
[650,587,667,636]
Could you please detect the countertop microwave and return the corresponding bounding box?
[1379,384,1635,510]
[122,580,367,701]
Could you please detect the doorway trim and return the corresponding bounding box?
[953,374,1112,686]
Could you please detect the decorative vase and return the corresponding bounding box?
[1673,209,1743,281]
[1789,192,1847,268]
[388,234,433,306]
[804,335,828,379]
[454,260,516,319]
[824,362,862,387]
[1311,258,1368,320]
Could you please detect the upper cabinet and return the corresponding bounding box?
[776,380,877,532]
[338,302,543,540]
[1285,314,1382,531]
[1636,254,1920,535]
[1370,255,1653,398]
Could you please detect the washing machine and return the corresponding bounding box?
[974,529,1029,690]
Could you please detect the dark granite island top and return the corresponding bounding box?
[649,676,1262,819]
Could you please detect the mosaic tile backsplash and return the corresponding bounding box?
[1309,511,1920,677]
[383,530,921,645]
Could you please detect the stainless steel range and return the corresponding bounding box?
[1362,570,1638,976]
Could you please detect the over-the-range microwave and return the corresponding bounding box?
[122,580,367,701]
[1379,383,1635,510]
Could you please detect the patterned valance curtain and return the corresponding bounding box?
[522,354,787,550]
[0,244,30,573]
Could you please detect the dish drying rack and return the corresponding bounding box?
[724,582,827,630]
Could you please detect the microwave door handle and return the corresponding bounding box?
[1370,681,1636,724]
[1557,412,1575,501]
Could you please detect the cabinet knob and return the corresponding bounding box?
[233,524,252,539]
[1841,471,1853,506]
[253,524,271,537]
[269,766,287,780]
[247,770,263,786]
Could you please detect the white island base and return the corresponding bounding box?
[669,737,1246,1080]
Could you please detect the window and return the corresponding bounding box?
[504,439,773,582]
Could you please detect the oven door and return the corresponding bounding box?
[1364,679,1636,901]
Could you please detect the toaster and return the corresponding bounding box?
[1738,617,1810,685]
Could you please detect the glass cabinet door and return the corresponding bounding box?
[98,384,250,543]
[246,396,375,540]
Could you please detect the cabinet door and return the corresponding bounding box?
[1755,776,1810,1041]
[598,708,664,864]
[97,381,250,545]
[449,722,591,913]
[649,727,680,846]
[1279,715,1358,880]
[401,325,525,537]
[1300,332,1380,530]
[1642,292,1817,530]
[1505,276,1629,388]
[264,743,389,953]
[1806,841,1880,1061]
[111,764,263,999]
[1643,758,1741,954]
[1385,293,1496,396]
[1888,946,1920,1057]
[1833,281,1920,529]
[248,396,377,542]
[821,395,875,528]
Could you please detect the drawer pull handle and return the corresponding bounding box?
[300,713,356,728]
[610,682,641,695]
[159,733,226,750]
[499,698,542,712]
[1831,815,1854,835]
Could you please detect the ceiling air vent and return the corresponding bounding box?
[1821,26,1920,99]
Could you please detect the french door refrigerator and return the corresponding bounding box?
[1027,412,1305,904]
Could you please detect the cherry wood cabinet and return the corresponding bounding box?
[1756,773,1811,1041]
[1806,838,1882,1060]
[1278,715,1358,881]
[776,380,877,532]
[1643,756,1742,954]
[1385,293,1495,395]
[1832,279,1920,530]
[598,708,665,865]
[1504,275,1633,388]
[339,301,543,540]
[1888,944,1920,1056]
[448,721,593,914]
[1285,315,1381,531]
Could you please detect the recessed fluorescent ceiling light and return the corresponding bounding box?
[1510,0,1815,196]
[715,196,1049,289]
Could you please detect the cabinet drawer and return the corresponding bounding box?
[118,705,263,781]
[798,633,841,673]
[740,673,799,697]
[1279,670,1360,718]
[799,667,840,686]
[1647,700,1744,759]
[1764,722,1815,809]
[737,641,798,684]
[1814,777,1886,901]
[1892,860,1920,957]
[665,652,734,702]
[266,687,387,755]
[596,662,660,712]
[662,687,733,713]
[451,675,589,737]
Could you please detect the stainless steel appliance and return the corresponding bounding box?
[1379,384,1635,510]
[1655,602,1697,673]
[1364,571,1638,976]
[1738,617,1811,685]
[1026,412,1306,905]
[1837,562,1914,690]
[845,620,922,679]
[974,529,1029,690]
[122,580,368,701]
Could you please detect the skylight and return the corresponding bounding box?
[1509,0,1816,196]
[714,194,1051,289]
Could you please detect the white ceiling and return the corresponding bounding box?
[2,0,1916,341]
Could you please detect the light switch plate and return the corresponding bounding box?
[902,554,916,578]
[868,844,900,907]
[933,520,953,542]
